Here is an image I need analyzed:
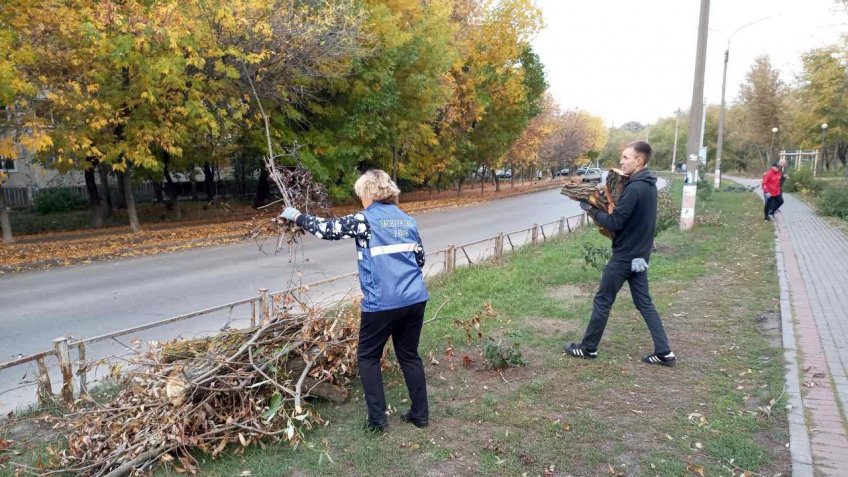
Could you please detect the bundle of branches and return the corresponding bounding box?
[248,164,333,250]
[560,168,628,239]
[57,308,359,477]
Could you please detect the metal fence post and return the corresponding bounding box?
[531,224,539,245]
[53,337,74,405]
[35,356,53,406]
[77,342,88,398]
[558,217,565,236]
[259,288,269,325]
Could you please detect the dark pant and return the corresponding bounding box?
[764,195,781,219]
[581,259,671,354]
[358,301,428,425]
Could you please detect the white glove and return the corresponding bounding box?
[280,207,301,222]
[631,258,648,273]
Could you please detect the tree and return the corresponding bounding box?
[737,55,785,169]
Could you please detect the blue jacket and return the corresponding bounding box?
[358,203,429,312]
[295,202,428,312]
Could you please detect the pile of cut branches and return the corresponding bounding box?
[56,307,359,477]
[559,168,628,213]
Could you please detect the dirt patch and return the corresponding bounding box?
[756,311,782,348]
[525,317,582,337]
[545,284,591,302]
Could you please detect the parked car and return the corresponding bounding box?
[581,167,603,184]
[576,166,589,175]
[495,169,512,179]
[554,167,571,177]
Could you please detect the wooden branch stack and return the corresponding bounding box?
[58,307,360,477]
[560,168,628,239]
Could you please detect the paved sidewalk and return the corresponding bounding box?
[728,177,848,476]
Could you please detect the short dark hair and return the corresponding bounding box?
[627,141,652,164]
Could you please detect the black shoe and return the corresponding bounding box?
[641,351,677,367]
[364,420,388,433]
[400,411,428,428]
[564,342,598,359]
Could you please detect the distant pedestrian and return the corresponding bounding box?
[564,141,676,367]
[771,159,788,215]
[762,161,783,220]
[280,170,429,432]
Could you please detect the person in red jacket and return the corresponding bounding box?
[762,163,782,221]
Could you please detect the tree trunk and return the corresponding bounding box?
[0,185,14,244]
[253,166,270,208]
[84,165,103,228]
[116,171,128,208]
[122,168,141,232]
[162,152,182,220]
[494,173,500,192]
[456,178,463,197]
[98,163,114,216]
[202,161,215,201]
[392,143,398,184]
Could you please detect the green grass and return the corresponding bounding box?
[0,178,790,477]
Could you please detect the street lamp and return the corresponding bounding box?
[817,123,828,177]
[715,16,773,190]
[770,127,778,162]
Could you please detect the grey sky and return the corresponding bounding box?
[532,0,848,126]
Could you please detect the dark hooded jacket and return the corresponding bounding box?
[588,169,658,261]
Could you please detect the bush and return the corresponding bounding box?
[655,189,678,236]
[784,168,824,195]
[817,181,848,219]
[696,175,712,201]
[34,189,88,215]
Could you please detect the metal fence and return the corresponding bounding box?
[3,183,158,208]
[0,213,590,412]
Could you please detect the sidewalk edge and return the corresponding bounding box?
[774,221,814,476]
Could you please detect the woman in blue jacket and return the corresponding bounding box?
[280,170,429,432]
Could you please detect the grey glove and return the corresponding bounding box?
[579,200,593,212]
[764,192,771,199]
[280,207,301,222]
[631,257,648,273]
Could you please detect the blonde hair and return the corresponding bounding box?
[354,169,400,204]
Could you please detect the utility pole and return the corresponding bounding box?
[671,109,680,173]
[715,48,729,191]
[680,0,710,231]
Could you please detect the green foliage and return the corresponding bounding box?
[655,189,678,237]
[784,168,824,194]
[696,174,712,201]
[817,180,848,219]
[581,240,610,271]
[34,189,88,215]
[482,338,526,370]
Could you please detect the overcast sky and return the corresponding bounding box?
[531,0,848,127]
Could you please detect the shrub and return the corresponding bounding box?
[582,241,611,271]
[817,181,848,219]
[655,189,678,236]
[784,168,824,195]
[695,175,712,201]
[482,338,526,370]
[34,189,88,215]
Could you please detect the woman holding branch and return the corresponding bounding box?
[280,170,429,432]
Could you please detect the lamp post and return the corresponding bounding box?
[770,127,778,163]
[817,123,828,177]
[715,16,773,190]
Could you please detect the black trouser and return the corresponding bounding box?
[358,301,428,426]
[764,194,784,218]
[581,259,671,354]
[771,193,784,214]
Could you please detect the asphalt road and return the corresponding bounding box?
[1,183,595,411]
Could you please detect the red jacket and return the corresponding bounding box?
[762,166,782,196]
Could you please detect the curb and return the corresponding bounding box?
[774,215,814,476]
